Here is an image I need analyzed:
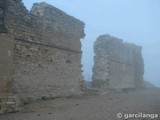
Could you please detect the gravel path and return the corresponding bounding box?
[0,89,160,120]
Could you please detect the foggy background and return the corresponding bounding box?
[23,0,160,87]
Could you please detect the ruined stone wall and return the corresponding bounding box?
[0,34,23,114]
[92,35,144,89]
[0,34,14,97]
[0,0,85,113]
[0,0,7,32]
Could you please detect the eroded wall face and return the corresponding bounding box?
[12,40,82,98]
[0,0,7,33]
[92,35,144,89]
[92,45,110,88]
[0,34,14,97]
[1,0,85,100]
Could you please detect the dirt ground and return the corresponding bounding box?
[0,89,160,120]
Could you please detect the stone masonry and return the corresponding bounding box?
[0,0,7,32]
[0,0,85,113]
[92,34,144,89]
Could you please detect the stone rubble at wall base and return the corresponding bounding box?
[0,96,23,114]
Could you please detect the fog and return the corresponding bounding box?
[23,0,160,87]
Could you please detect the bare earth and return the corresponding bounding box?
[0,89,160,120]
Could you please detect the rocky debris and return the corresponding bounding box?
[144,80,156,89]
[0,96,24,114]
[84,81,92,88]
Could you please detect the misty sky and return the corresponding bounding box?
[23,0,160,87]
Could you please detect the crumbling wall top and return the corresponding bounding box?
[4,0,85,51]
[30,2,85,38]
[95,34,142,51]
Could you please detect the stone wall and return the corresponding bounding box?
[0,34,23,114]
[0,34,14,97]
[0,0,85,113]
[0,0,7,32]
[92,34,144,89]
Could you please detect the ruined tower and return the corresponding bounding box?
[92,34,144,89]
